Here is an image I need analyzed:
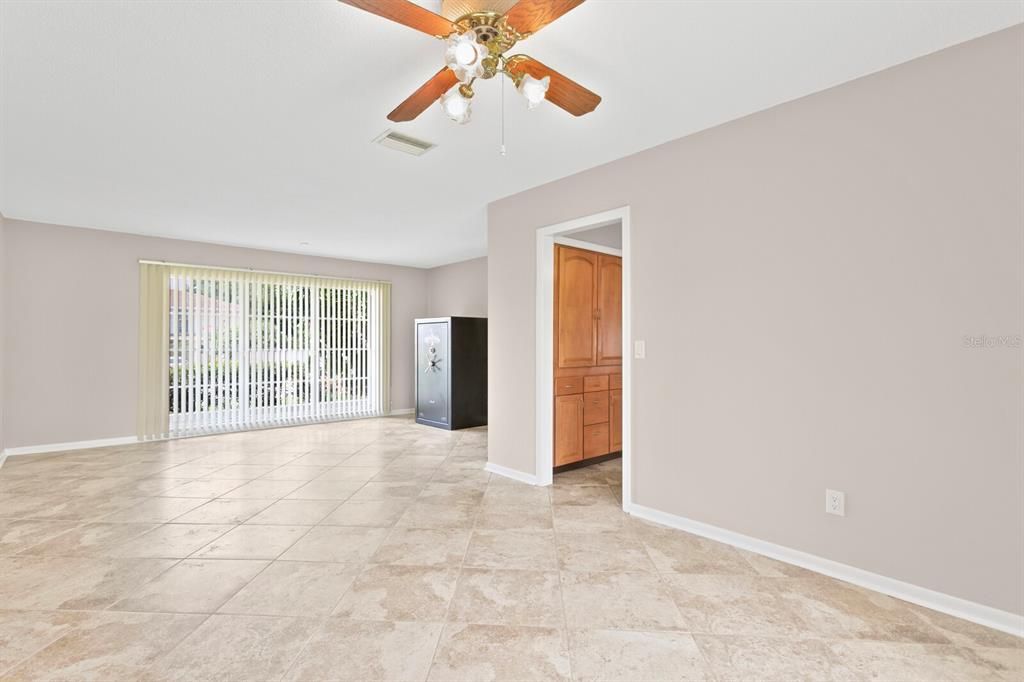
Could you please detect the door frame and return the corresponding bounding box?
[535,206,632,509]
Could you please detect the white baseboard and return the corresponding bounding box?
[485,461,541,486]
[625,502,1023,638]
[3,413,416,459]
[1,436,138,460]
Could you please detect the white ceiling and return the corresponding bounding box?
[1,1,1020,267]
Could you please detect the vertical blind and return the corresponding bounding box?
[138,262,391,440]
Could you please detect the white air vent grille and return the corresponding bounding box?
[373,130,436,156]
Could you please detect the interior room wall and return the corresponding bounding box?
[0,212,6,452]
[567,223,622,250]
[2,220,430,449]
[425,256,488,318]
[487,25,1023,616]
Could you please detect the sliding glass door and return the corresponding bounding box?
[139,262,390,440]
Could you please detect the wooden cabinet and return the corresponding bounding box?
[554,376,584,396]
[555,247,598,368]
[553,244,622,470]
[596,255,623,366]
[583,391,609,425]
[583,423,610,458]
[609,389,622,451]
[555,246,621,371]
[554,394,584,466]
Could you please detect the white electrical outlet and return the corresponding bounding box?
[634,340,646,359]
[826,489,845,517]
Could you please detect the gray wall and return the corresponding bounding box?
[0,213,5,452]
[487,26,1023,615]
[425,256,488,318]
[568,223,622,250]
[2,220,431,448]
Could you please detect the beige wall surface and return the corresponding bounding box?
[568,223,622,250]
[487,26,1023,615]
[425,256,488,318]
[0,213,6,451]
[3,220,430,448]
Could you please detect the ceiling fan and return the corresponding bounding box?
[338,0,601,125]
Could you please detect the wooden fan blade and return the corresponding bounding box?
[388,67,459,122]
[338,0,456,37]
[502,0,586,36]
[506,56,600,116]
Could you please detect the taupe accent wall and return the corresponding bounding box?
[425,256,488,318]
[567,223,622,250]
[0,212,6,451]
[487,26,1023,614]
[2,220,431,448]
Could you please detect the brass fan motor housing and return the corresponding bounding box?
[447,11,528,75]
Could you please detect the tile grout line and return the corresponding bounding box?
[421,435,479,681]
[551,479,577,681]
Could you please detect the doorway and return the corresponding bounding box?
[535,207,631,509]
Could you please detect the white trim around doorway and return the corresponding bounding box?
[535,207,632,508]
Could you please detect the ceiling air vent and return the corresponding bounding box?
[373,130,436,157]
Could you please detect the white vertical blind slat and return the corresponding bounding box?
[199,274,208,431]
[187,273,195,434]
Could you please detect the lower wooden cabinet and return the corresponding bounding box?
[609,389,622,451]
[583,391,609,425]
[554,394,584,466]
[554,372,621,469]
[583,422,609,458]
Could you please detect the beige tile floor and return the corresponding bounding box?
[0,417,1020,681]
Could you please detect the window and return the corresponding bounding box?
[138,262,390,439]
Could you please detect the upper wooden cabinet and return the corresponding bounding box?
[555,245,622,370]
[596,255,623,366]
[555,246,598,368]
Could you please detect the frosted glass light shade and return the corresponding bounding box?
[445,32,487,83]
[518,74,550,109]
[440,88,472,124]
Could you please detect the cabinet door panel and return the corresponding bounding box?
[556,246,598,368]
[583,423,610,458]
[583,391,610,426]
[596,255,622,366]
[610,389,622,451]
[554,394,584,466]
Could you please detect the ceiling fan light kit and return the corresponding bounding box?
[340,0,601,125]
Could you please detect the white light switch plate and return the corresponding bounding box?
[634,340,646,359]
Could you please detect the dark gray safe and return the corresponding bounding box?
[415,317,487,430]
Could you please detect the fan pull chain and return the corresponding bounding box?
[500,74,507,157]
